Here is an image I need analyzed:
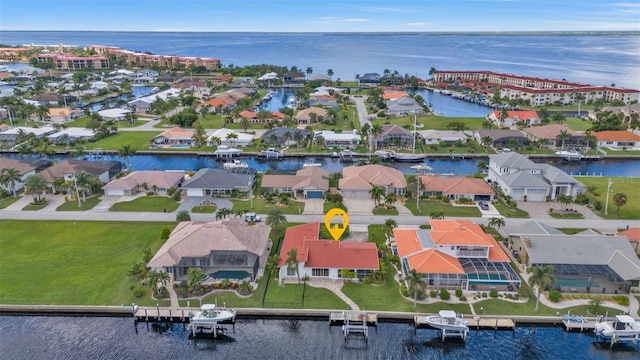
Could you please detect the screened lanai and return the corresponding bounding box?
[460,258,521,292]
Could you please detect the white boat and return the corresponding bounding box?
[151,86,160,93]
[374,149,397,160]
[410,162,433,174]
[302,159,322,168]
[395,153,427,162]
[214,145,243,158]
[594,315,640,345]
[189,304,236,336]
[260,147,283,159]
[556,149,584,161]
[425,310,469,340]
[223,159,249,170]
[339,149,356,161]
[287,95,298,109]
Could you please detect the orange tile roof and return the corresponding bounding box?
[491,110,539,120]
[393,228,423,257]
[382,90,409,100]
[430,220,494,246]
[407,249,464,274]
[594,131,640,142]
[278,222,319,266]
[618,228,640,242]
[419,176,494,196]
[523,124,577,139]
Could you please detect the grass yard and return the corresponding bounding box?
[564,117,593,131]
[230,198,305,215]
[0,220,174,305]
[110,196,179,212]
[476,297,621,317]
[373,206,399,216]
[191,205,217,213]
[373,115,486,131]
[557,228,588,235]
[404,198,482,217]
[550,212,584,219]
[85,131,160,151]
[493,201,530,218]
[324,201,348,214]
[368,225,386,246]
[577,177,640,219]
[0,195,21,209]
[56,196,102,211]
[265,279,348,310]
[22,204,47,211]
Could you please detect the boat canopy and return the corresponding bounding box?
[439,310,457,318]
[615,315,636,323]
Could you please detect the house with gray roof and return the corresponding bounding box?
[373,124,416,149]
[181,168,255,197]
[488,152,584,201]
[262,128,309,147]
[102,170,184,196]
[148,219,271,281]
[358,73,380,87]
[508,222,640,294]
[473,129,529,149]
[385,96,425,116]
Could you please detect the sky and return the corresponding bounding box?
[0,0,639,32]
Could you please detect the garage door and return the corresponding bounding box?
[306,191,324,199]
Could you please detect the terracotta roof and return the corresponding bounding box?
[148,219,271,268]
[618,228,640,242]
[418,176,494,196]
[295,107,328,121]
[278,222,379,269]
[154,126,193,140]
[491,110,539,120]
[523,124,578,140]
[47,107,74,117]
[430,220,510,262]
[339,164,407,190]
[102,171,183,191]
[594,131,640,142]
[406,249,465,274]
[393,228,423,257]
[39,159,108,183]
[198,96,235,108]
[261,167,329,191]
[382,90,409,100]
[0,158,36,175]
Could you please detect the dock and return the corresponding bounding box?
[414,315,515,331]
[330,311,377,341]
[562,318,596,332]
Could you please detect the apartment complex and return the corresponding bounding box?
[35,54,110,71]
[86,45,221,71]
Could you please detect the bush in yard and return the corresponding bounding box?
[489,289,499,298]
[481,292,488,298]
[440,288,451,301]
[400,283,409,297]
[548,289,562,303]
[430,290,437,298]
[160,227,172,240]
[459,296,467,302]
[613,295,629,306]
[455,289,463,297]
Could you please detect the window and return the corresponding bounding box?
[312,268,329,277]
[287,267,297,276]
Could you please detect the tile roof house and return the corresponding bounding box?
[261,167,329,199]
[473,129,530,149]
[418,176,494,201]
[277,222,379,283]
[102,170,184,196]
[509,222,640,294]
[357,73,381,86]
[393,220,519,292]
[0,158,37,193]
[339,164,407,198]
[41,107,81,124]
[420,129,470,145]
[148,219,272,281]
[295,107,329,125]
[594,131,640,149]
[261,128,309,146]
[373,124,415,149]
[382,90,409,100]
[181,168,254,197]
[618,228,640,255]
[385,96,425,116]
[197,96,237,113]
[152,127,194,147]
[39,159,111,192]
[487,110,540,127]
[488,152,584,201]
[523,124,583,149]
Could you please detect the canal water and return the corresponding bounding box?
[0,316,638,360]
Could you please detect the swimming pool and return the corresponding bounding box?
[556,277,598,288]
[211,270,251,280]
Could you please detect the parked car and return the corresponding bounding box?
[244,212,261,222]
[479,201,489,210]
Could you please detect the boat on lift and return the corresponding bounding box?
[302,159,322,168]
[425,310,469,341]
[410,162,433,174]
[556,148,584,161]
[594,314,640,345]
[223,159,249,170]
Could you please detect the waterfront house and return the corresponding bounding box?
[277,222,379,283]
[261,128,309,147]
[39,159,112,193]
[239,110,285,125]
[382,90,409,100]
[312,130,360,149]
[0,126,56,147]
[385,96,425,116]
[373,124,416,149]
[29,107,81,124]
[587,103,640,128]
[393,220,519,292]
[257,72,279,83]
[0,158,37,193]
[508,221,640,294]
[487,110,540,127]
[473,129,530,149]
[295,107,329,125]
[148,219,271,281]
[98,108,131,122]
[594,131,640,150]
[261,167,329,199]
[197,96,237,113]
[128,88,181,113]
[181,168,255,197]
[283,71,305,84]
[207,128,254,147]
[357,73,381,87]
[339,164,407,198]
[102,170,184,196]
[420,130,470,146]
[152,127,194,148]
[487,152,585,201]
[47,128,96,144]
[418,176,494,201]
[523,124,583,149]
[29,93,62,106]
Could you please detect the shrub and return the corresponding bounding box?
[430,290,437,298]
[459,296,467,302]
[455,289,463,297]
[132,287,146,298]
[481,292,488,298]
[548,289,562,303]
[160,228,172,240]
[518,284,534,299]
[613,295,630,306]
[489,289,499,298]
[440,288,450,301]
[400,284,409,297]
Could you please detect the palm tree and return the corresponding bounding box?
[384,193,396,207]
[225,132,239,147]
[498,108,509,127]
[327,69,334,83]
[74,171,90,207]
[476,160,487,173]
[191,124,207,148]
[429,211,445,220]
[552,112,566,125]
[488,217,505,232]
[556,130,571,150]
[574,92,585,117]
[383,218,398,240]
[118,144,135,170]
[481,136,493,148]
[239,117,251,133]
[369,186,384,208]
[482,119,493,129]
[156,271,171,294]
[305,67,313,80]
[285,247,300,283]
[528,265,556,312]
[176,210,191,222]
[266,207,287,234]
[370,123,383,149]
[1,168,22,197]
[266,254,280,279]
[557,194,572,210]
[406,269,426,309]
[186,267,205,292]
[37,142,54,158]
[24,174,48,204]
[36,104,50,124]
[612,193,627,217]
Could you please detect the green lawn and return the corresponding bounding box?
[110,196,179,212]
[577,177,639,219]
[230,198,305,215]
[0,220,174,305]
[404,198,482,217]
[324,201,348,214]
[557,228,588,235]
[85,131,160,151]
[476,297,621,317]
[564,117,593,131]
[372,115,486,131]
[368,225,386,246]
[550,212,584,219]
[265,279,348,309]
[493,201,530,218]
[22,204,47,211]
[0,195,21,209]
[191,205,218,213]
[56,196,102,211]
[373,207,399,216]
[66,116,148,129]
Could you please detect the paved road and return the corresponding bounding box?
[350,95,369,129]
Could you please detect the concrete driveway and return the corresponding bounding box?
[302,199,324,215]
[478,201,502,218]
[343,198,375,214]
